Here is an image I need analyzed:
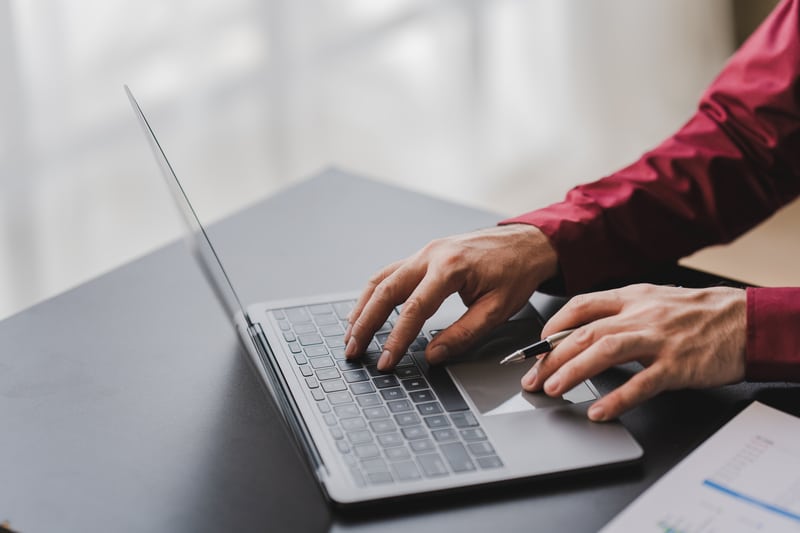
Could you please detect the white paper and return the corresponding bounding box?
[602,401,800,533]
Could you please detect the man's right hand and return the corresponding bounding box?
[343,224,559,370]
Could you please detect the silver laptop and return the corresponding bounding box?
[126,86,642,507]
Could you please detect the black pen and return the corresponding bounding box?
[499,328,577,365]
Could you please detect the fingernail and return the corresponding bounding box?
[377,350,392,370]
[345,337,357,357]
[428,344,449,364]
[522,365,538,388]
[544,374,560,395]
[588,404,606,421]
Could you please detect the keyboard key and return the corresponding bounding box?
[272,309,286,320]
[395,355,414,367]
[333,301,354,320]
[409,336,429,351]
[467,441,495,456]
[424,414,450,429]
[326,336,346,349]
[369,419,397,434]
[341,417,367,432]
[363,406,390,420]
[330,426,344,440]
[366,365,388,377]
[333,404,360,418]
[309,304,332,315]
[337,359,362,371]
[439,442,476,473]
[283,331,297,343]
[349,382,375,395]
[331,348,347,360]
[323,413,337,426]
[336,440,350,454]
[287,342,302,354]
[293,353,308,365]
[409,438,436,454]
[394,412,421,427]
[477,456,503,469]
[376,432,404,447]
[450,412,479,428]
[387,399,413,414]
[310,357,334,369]
[310,389,325,401]
[401,426,427,440]
[367,472,394,485]
[376,321,393,334]
[285,307,311,324]
[392,460,422,481]
[322,380,347,393]
[401,378,428,391]
[417,402,444,416]
[355,394,382,408]
[431,428,458,442]
[299,333,323,346]
[347,431,373,445]
[314,314,339,326]
[294,323,317,334]
[315,368,340,381]
[364,341,381,355]
[305,377,319,389]
[343,369,369,383]
[317,400,331,413]
[320,324,344,337]
[362,352,382,365]
[354,443,381,459]
[409,390,435,403]
[417,453,449,477]
[360,457,388,474]
[385,447,412,461]
[380,387,406,401]
[373,375,399,389]
[395,366,420,379]
[304,345,328,357]
[276,319,291,331]
[349,466,366,487]
[461,428,488,441]
[299,365,313,377]
[328,391,352,405]
[410,353,470,412]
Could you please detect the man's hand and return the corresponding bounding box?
[523,284,747,421]
[344,225,558,370]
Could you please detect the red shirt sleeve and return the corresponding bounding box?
[502,0,800,380]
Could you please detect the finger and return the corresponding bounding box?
[377,272,456,370]
[586,365,668,422]
[523,315,623,391]
[541,289,625,339]
[424,294,507,365]
[542,332,649,397]
[345,260,404,344]
[347,262,424,358]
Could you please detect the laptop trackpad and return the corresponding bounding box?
[446,321,597,416]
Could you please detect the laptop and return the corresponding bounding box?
[125,86,643,506]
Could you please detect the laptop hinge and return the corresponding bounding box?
[246,322,329,483]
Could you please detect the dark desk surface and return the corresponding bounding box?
[1,169,798,533]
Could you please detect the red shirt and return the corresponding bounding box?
[502,0,800,381]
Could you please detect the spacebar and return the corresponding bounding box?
[411,352,469,412]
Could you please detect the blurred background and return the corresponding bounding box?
[1,0,795,321]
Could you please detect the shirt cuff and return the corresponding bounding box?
[745,286,800,381]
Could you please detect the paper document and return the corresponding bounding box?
[602,401,800,532]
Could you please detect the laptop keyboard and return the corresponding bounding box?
[272,301,503,487]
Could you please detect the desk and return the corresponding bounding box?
[1,169,798,532]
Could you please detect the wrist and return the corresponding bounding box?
[503,223,559,282]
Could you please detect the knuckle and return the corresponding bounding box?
[596,334,621,355]
[372,281,395,304]
[572,326,595,349]
[401,296,426,321]
[568,294,591,312]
